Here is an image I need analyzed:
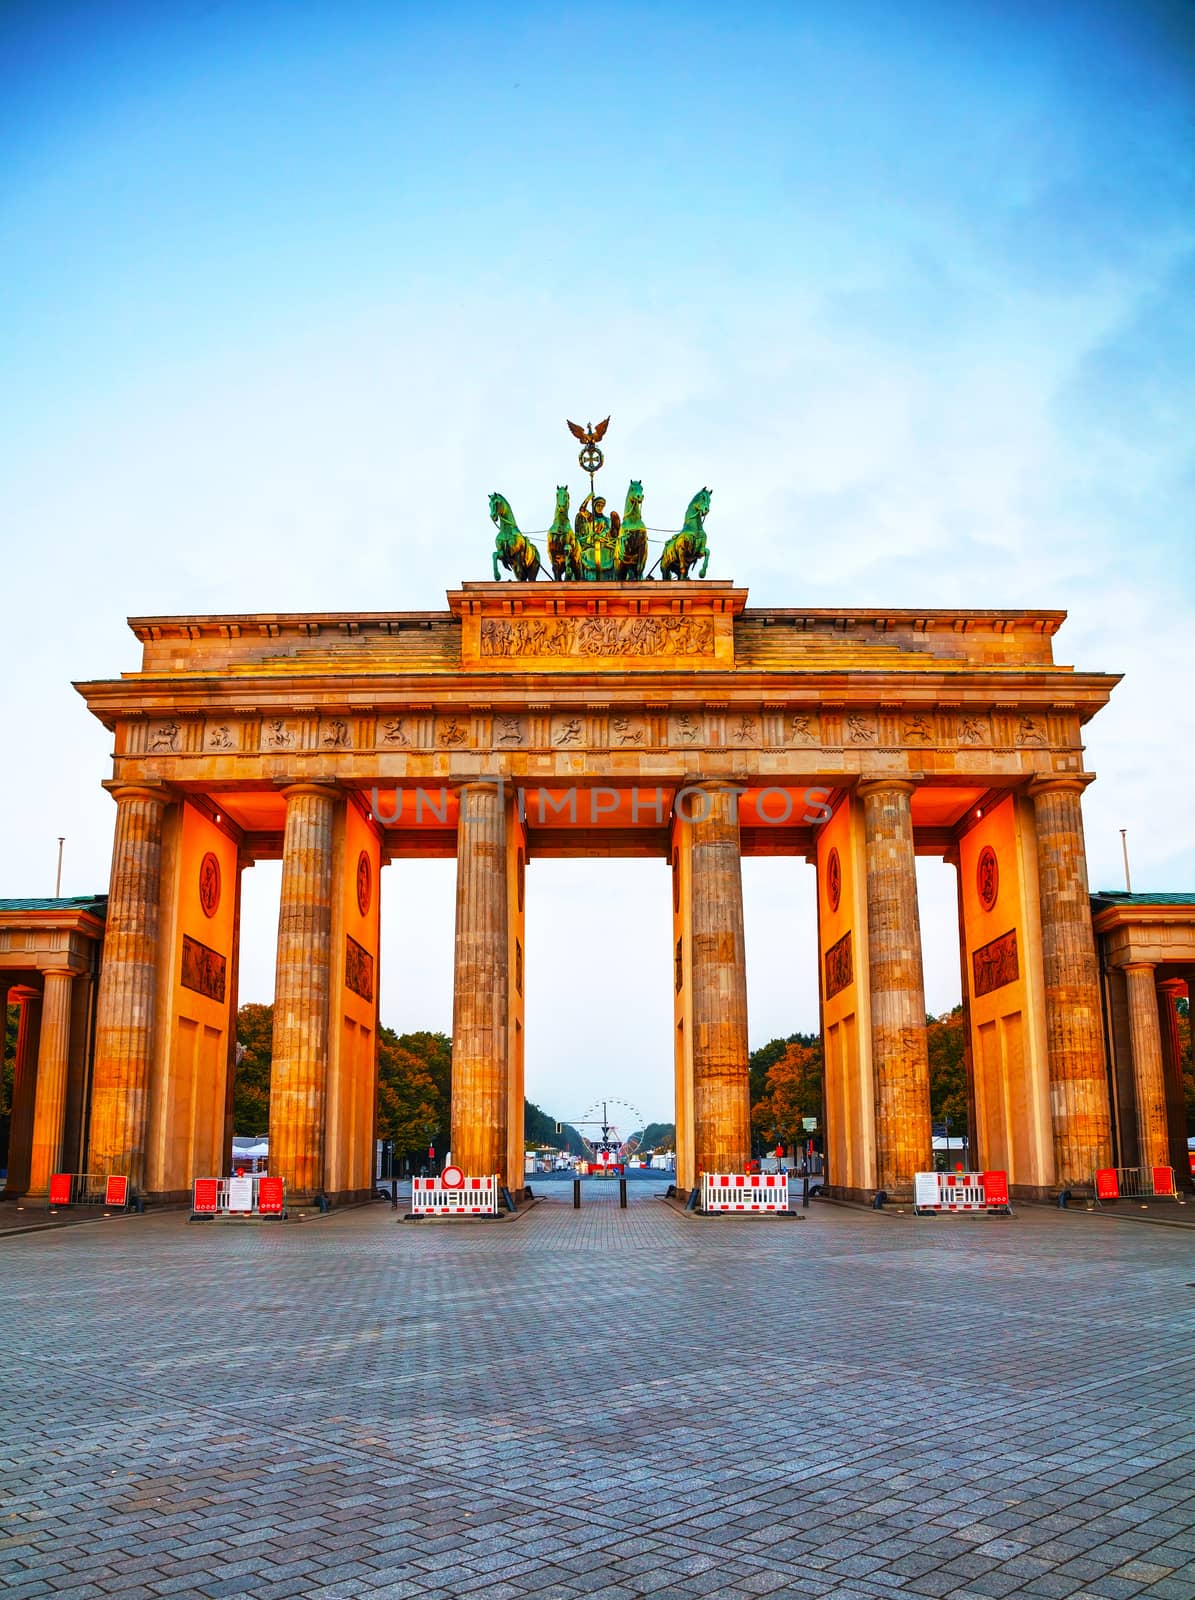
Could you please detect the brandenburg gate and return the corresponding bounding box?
[68,574,1124,1205]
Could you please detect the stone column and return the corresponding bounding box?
[1029,779,1113,1184]
[450,782,509,1178]
[685,782,750,1175]
[859,780,932,1193]
[269,784,338,1202]
[88,785,168,1184]
[3,986,41,1197]
[1123,961,1171,1172]
[27,969,77,1196]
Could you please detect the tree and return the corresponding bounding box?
[926,1006,968,1127]
[751,1038,823,1149]
[2,1003,18,1117]
[377,1029,440,1160]
[233,1002,273,1134]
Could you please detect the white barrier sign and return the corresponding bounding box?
[914,1172,940,1208]
[227,1175,254,1212]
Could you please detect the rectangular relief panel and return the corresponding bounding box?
[326,796,382,1196]
[152,800,239,1195]
[816,794,874,1191]
[958,794,1052,1188]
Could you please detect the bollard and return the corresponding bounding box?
[619,1177,627,1209]
[573,1177,581,1209]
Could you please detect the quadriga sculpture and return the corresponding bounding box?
[659,488,712,580]
[490,492,542,582]
[613,480,649,581]
[546,485,581,581]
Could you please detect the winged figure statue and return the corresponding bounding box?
[567,417,611,447]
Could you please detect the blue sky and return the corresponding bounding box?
[2,1,1192,1120]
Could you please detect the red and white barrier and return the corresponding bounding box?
[913,1171,1011,1215]
[700,1173,789,1213]
[191,1175,287,1220]
[411,1174,499,1216]
[1094,1167,1177,1203]
[48,1173,137,1210]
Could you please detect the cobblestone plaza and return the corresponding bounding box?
[4,1187,1194,1600]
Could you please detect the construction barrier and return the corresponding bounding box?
[190,1175,287,1220]
[700,1173,789,1213]
[48,1173,140,1210]
[410,1173,499,1215]
[913,1171,1012,1216]
[1094,1167,1178,1204]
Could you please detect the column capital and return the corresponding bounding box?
[450,777,507,796]
[1027,774,1095,799]
[1122,960,1157,977]
[677,776,749,793]
[38,966,78,981]
[857,778,918,801]
[1157,976,1187,996]
[275,781,340,802]
[103,781,171,808]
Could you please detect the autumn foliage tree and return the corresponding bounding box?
[750,1036,823,1151]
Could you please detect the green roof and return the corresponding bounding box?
[1092,891,1195,907]
[0,895,108,917]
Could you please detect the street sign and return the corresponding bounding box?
[802,1116,817,1131]
[441,1165,463,1188]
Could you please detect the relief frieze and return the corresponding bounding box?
[345,934,374,1002]
[669,712,706,747]
[610,715,646,746]
[479,614,714,659]
[261,718,297,750]
[902,714,934,743]
[824,931,854,1000]
[181,933,227,1004]
[787,713,819,744]
[972,929,1019,998]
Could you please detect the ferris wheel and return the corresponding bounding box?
[576,1098,649,1165]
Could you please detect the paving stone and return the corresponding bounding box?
[3,1192,1195,1600]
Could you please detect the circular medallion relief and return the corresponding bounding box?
[977,845,999,912]
[356,850,372,917]
[826,847,842,913]
[199,852,221,918]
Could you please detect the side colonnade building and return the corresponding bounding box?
[2,580,1190,1206]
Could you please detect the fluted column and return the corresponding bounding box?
[451,782,508,1178]
[3,986,41,1197]
[859,780,932,1193]
[686,782,750,1175]
[1122,963,1169,1170]
[88,785,168,1184]
[1029,779,1113,1183]
[27,969,77,1196]
[269,784,337,1200]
